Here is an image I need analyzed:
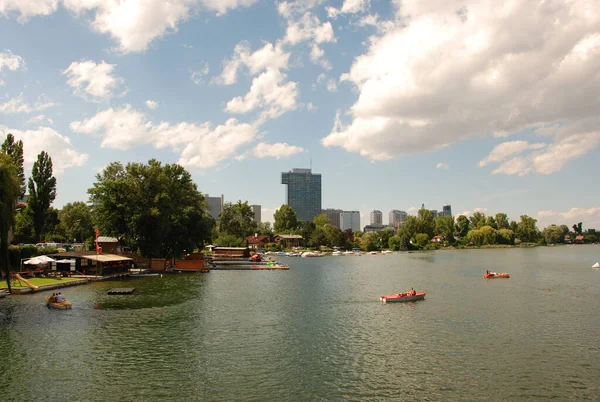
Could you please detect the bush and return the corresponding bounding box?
[20,245,37,259]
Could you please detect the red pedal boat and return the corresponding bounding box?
[380,292,426,303]
[484,272,510,279]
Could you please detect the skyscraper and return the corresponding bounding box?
[251,205,261,223]
[340,211,360,232]
[389,210,407,227]
[322,208,343,229]
[206,194,224,220]
[440,205,452,217]
[281,168,322,222]
[370,210,383,226]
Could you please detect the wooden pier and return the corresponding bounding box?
[107,287,136,295]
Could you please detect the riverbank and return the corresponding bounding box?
[2,273,131,294]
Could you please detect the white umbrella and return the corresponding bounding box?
[55,259,74,263]
[24,257,44,265]
[37,255,56,263]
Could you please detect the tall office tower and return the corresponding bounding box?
[370,210,383,226]
[431,210,438,218]
[340,211,361,232]
[206,194,224,220]
[251,205,261,223]
[281,168,322,222]
[389,210,408,227]
[322,208,343,229]
[441,205,452,217]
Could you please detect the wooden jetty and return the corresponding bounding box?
[107,288,135,295]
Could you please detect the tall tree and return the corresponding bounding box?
[516,215,539,243]
[273,204,299,233]
[218,201,258,240]
[495,213,509,230]
[572,222,583,234]
[1,133,25,198]
[434,216,455,240]
[485,216,498,229]
[27,151,56,241]
[59,201,94,242]
[417,208,435,238]
[0,153,20,291]
[469,212,486,229]
[454,215,470,238]
[543,224,563,244]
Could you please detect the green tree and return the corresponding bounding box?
[572,222,583,234]
[373,227,396,249]
[312,213,331,228]
[485,216,498,229]
[415,233,430,248]
[470,212,486,229]
[497,229,515,245]
[434,216,455,241]
[543,224,563,244]
[273,204,299,233]
[417,208,435,238]
[256,221,274,236]
[44,207,62,240]
[509,221,518,233]
[59,201,94,242]
[480,225,497,245]
[495,213,509,230]
[219,201,258,240]
[559,225,569,240]
[516,215,539,243]
[402,216,419,239]
[454,215,470,238]
[467,229,484,246]
[12,206,35,244]
[324,224,343,247]
[1,133,25,198]
[399,233,411,251]
[310,227,328,248]
[361,232,377,251]
[388,235,401,251]
[214,233,243,247]
[0,153,20,291]
[27,151,56,241]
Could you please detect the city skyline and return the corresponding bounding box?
[1,1,599,230]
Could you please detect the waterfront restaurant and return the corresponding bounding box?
[47,251,133,276]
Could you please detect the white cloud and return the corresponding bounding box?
[537,210,557,218]
[215,41,290,85]
[0,0,58,22]
[145,100,158,109]
[0,50,24,72]
[238,142,305,160]
[322,0,600,174]
[61,0,256,53]
[1,126,88,174]
[436,162,448,169]
[0,80,4,86]
[0,94,55,114]
[537,206,600,226]
[190,62,210,84]
[479,141,546,167]
[306,102,317,111]
[261,206,277,224]
[327,0,370,19]
[225,68,299,119]
[26,114,50,125]
[63,60,125,101]
[284,12,336,45]
[70,105,260,169]
[326,78,337,92]
[558,207,600,220]
[356,14,378,27]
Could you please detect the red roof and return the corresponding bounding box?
[245,235,271,245]
[575,235,584,241]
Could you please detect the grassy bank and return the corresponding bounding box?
[2,277,80,290]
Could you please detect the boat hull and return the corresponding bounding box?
[380,292,426,303]
[45,296,72,310]
[484,273,510,279]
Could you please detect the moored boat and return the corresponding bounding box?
[380,292,426,303]
[484,272,510,279]
[45,296,72,310]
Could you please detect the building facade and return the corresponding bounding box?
[322,208,343,229]
[440,205,452,217]
[206,194,224,220]
[389,210,407,227]
[363,224,386,233]
[370,210,383,226]
[251,205,261,223]
[340,211,360,232]
[281,168,322,222]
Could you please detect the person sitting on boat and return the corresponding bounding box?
[409,288,416,296]
[485,270,490,275]
[55,293,65,303]
[49,293,57,303]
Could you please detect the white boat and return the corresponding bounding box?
[368,251,378,255]
[382,250,393,254]
[331,251,342,256]
[592,262,600,268]
[301,251,322,257]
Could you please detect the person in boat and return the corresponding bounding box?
[486,270,490,275]
[55,293,65,303]
[49,293,57,303]
[409,288,416,296]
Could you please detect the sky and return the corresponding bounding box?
[1,0,600,230]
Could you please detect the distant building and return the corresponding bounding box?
[364,224,386,233]
[389,210,407,227]
[281,168,322,222]
[440,205,452,217]
[322,208,343,229]
[251,205,261,223]
[340,211,360,232]
[370,210,383,226]
[206,194,224,220]
[431,210,438,218]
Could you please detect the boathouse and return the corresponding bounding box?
[274,234,303,248]
[212,247,250,258]
[47,251,133,276]
[245,235,271,249]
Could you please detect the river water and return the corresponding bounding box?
[1,246,599,401]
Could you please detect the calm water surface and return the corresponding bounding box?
[1,246,599,401]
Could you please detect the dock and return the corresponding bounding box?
[107,287,136,295]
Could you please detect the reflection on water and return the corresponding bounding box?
[0,247,599,400]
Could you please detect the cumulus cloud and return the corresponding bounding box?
[145,100,158,109]
[190,62,210,85]
[0,50,25,72]
[1,126,88,174]
[237,142,305,160]
[70,105,260,168]
[0,94,55,114]
[322,0,600,175]
[225,68,299,120]
[436,162,448,169]
[0,0,58,22]
[63,60,125,101]
[327,0,370,19]
[537,207,600,226]
[214,41,290,85]
[326,78,337,92]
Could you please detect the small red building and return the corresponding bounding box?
[245,235,271,249]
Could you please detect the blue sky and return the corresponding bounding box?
[1,0,599,229]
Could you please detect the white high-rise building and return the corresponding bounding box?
[206,194,224,220]
[370,210,383,226]
[389,210,407,227]
[340,211,361,232]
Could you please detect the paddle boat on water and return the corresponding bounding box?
[45,295,72,310]
[484,271,510,279]
[380,291,426,303]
